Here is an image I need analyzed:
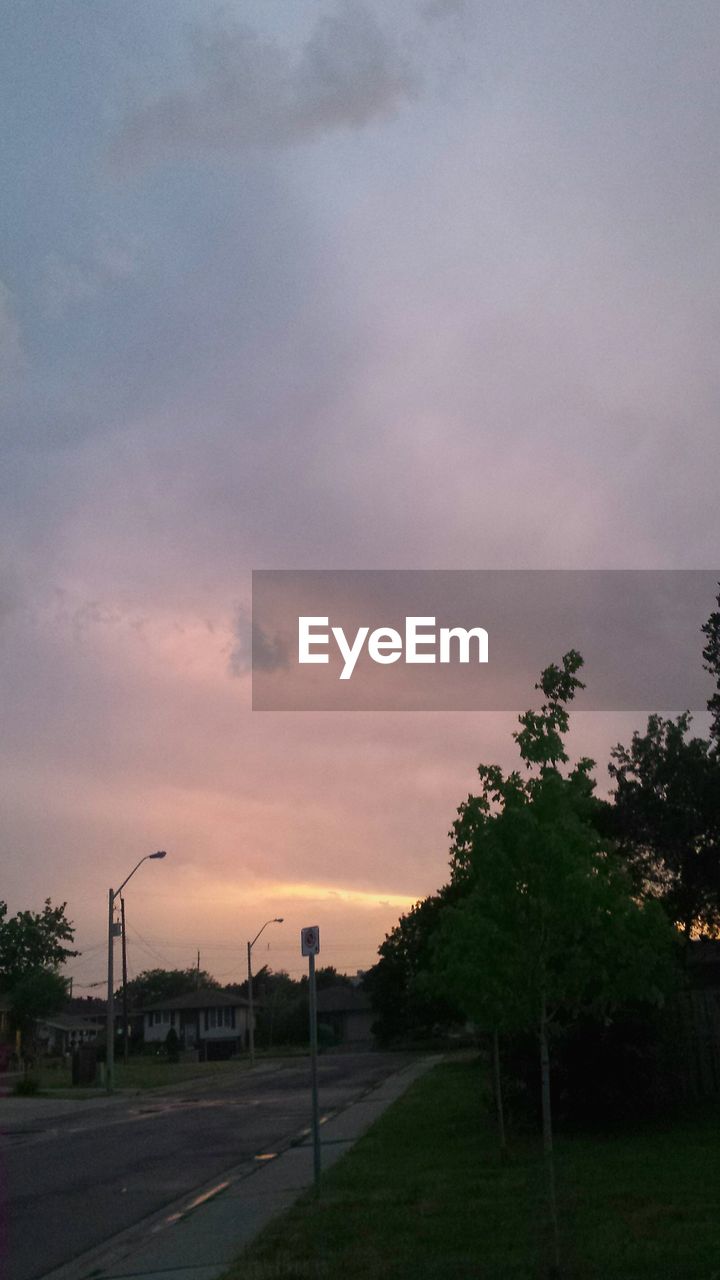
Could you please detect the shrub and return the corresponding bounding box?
[165,1027,180,1062]
[14,1076,40,1096]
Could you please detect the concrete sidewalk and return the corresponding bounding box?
[41,1055,441,1280]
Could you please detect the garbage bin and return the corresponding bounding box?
[72,1044,97,1086]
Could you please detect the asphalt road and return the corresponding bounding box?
[0,1051,411,1280]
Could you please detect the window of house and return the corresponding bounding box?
[206,1007,234,1029]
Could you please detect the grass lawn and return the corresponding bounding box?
[225,1057,720,1279]
[33,1056,251,1093]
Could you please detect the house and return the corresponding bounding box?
[142,989,253,1059]
[36,1012,104,1056]
[316,985,375,1047]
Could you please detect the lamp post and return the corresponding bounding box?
[106,851,167,1093]
[247,917,283,1067]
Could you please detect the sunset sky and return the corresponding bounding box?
[2,2,719,991]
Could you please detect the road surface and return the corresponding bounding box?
[0,1052,411,1280]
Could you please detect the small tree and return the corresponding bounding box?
[434,652,677,1274]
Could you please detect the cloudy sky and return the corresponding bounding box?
[2,1,719,989]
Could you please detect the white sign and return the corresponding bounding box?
[301,926,320,956]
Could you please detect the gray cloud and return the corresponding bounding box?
[229,607,291,678]
[112,3,417,168]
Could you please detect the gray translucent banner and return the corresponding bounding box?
[251,570,718,711]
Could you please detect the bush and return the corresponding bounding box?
[499,1001,679,1129]
[14,1076,40,1096]
[165,1027,180,1062]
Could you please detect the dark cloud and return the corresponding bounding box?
[229,608,291,678]
[112,3,417,168]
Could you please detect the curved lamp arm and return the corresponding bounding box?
[114,851,167,900]
[249,917,284,951]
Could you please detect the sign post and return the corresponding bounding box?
[301,925,321,1193]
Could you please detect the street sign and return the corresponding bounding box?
[301,925,320,956]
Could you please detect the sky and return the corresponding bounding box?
[1,1,719,991]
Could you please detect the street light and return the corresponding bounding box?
[247,917,283,1067]
[106,851,167,1093]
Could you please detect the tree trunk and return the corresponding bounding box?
[539,993,561,1275]
[491,1028,507,1153]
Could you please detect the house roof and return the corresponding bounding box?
[39,1013,104,1031]
[143,988,250,1013]
[316,985,371,1014]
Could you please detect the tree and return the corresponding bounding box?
[10,969,68,1068]
[246,968,308,1047]
[315,966,354,991]
[0,899,77,991]
[606,586,720,941]
[433,652,677,1273]
[701,584,720,747]
[122,968,220,1009]
[365,888,466,1045]
[609,713,720,938]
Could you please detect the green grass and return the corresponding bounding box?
[225,1058,720,1280]
[35,1056,251,1093]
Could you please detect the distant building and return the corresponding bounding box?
[316,985,374,1047]
[142,988,253,1059]
[36,1012,104,1056]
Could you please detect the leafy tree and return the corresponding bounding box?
[433,652,677,1272]
[701,584,720,747]
[10,969,69,1067]
[365,888,465,1046]
[250,968,308,1047]
[122,968,220,1009]
[609,713,720,938]
[0,900,77,990]
[315,965,354,991]
[225,966,357,1049]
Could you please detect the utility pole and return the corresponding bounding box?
[247,941,254,1066]
[196,949,201,989]
[301,926,321,1194]
[106,888,115,1092]
[121,897,129,1065]
[105,852,168,1094]
[246,918,283,1067]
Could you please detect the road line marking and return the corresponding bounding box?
[161,1180,230,1225]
